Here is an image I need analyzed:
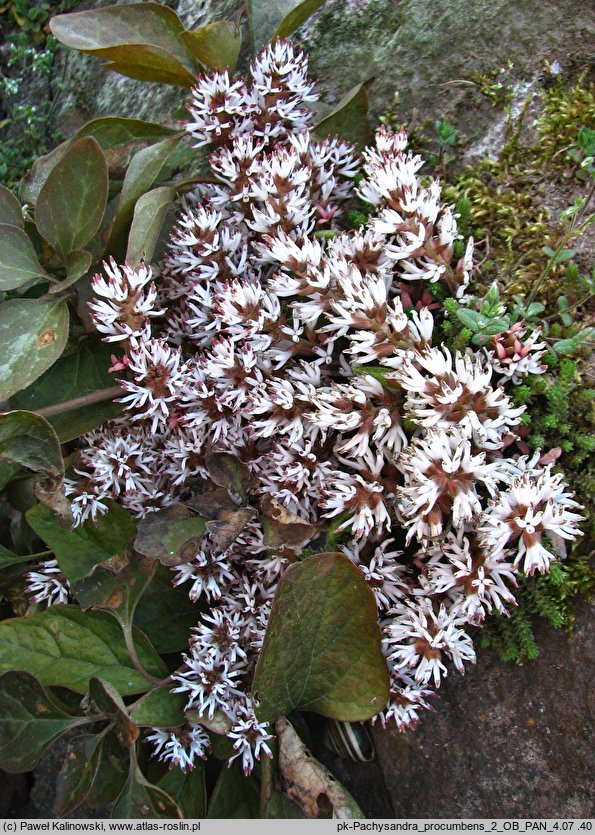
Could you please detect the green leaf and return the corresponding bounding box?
[274,0,325,40]
[35,138,109,260]
[134,565,201,654]
[55,734,102,817]
[135,504,206,567]
[0,606,167,695]
[130,686,187,729]
[0,186,24,228]
[20,139,72,207]
[126,185,176,267]
[0,411,62,477]
[86,731,129,810]
[89,678,139,747]
[0,671,88,773]
[73,117,181,151]
[315,83,372,148]
[49,249,93,295]
[456,308,483,331]
[26,502,137,587]
[0,299,69,401]
[0,461,20,493]
[253,552,389,722]
[0,544,38,570]
[264,791,305,818]
[50,3,197,87]
[0,223,47,291]
[108,134,183,260]
[181,20,242,71]
[112,761,182,819]
[158,766,207,819]
[247,0,323,52]
[10,340,122,443]
[207,760,260,818]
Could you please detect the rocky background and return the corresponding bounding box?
[0,0,594,819]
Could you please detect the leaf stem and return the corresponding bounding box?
[122,622,163,687]
[32,387,122,419]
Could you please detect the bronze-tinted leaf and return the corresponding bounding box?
[181,20,242,71]
[48,249,93,295]
[35,137,108,259]
[50,3,197,87]
[89,678,139,747]
[247,0,324,52]
[55,734,102,817]
[86,732,129,809]
[0,185,24,228]
[125,185,176,267]
[0,411,63,478]
[112,762,182,819]
[205,447,254,500]
[253,552,389,722]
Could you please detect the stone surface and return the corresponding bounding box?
[348,599,594,819]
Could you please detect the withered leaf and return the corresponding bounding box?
[206,506,254,551]
[276,718,363,819]
[185,484,237,519]
[205,447,254,501]
[261,495,317,551]
[134,503,206,566]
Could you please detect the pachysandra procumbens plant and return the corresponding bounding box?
[22,40,584,779]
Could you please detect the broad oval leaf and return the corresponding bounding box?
[86,732,129,810]
[0,186,24,228]
[0,223,46,291]
[315,82,372,148]
[35,137,108,259]
[181,20,242,72]
[253,552,389,722]
[134,565,201,654]
[55,734,102,817]
[10,340,122,443]
[0,606,167,695]
[0,299,69,401]
[74,117,181,151]
[135,504,206,567]
[112,763,182,819]
[0,671,87,773]
[126,185,176,267]
[207,760,260,819]
[50,3,197,87]
[247,0,324,52]
[0,411,63,477]
[27,502,137,587]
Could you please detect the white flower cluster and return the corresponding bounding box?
[58,40,583,764]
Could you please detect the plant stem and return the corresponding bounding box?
[32,386,122,419]
[122,622,163,687]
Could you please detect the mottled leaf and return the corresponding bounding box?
[0,411,63,477]
[10,340,122,443]
[247,0,323,51]
[276,717,363,818]
[0,671,87,773]
[112,762,182,819]
[205,447,254,500]
[126,185,176,267]
[0,223,46,291]
[27,502,137,587]
[51,3,197,87]
[55,734,102,817]
[0,299,69,400]
[135,503,205,567]
[206,507,254,552]
[35,138,108,259]
[181,20,242,71]
[207,760,260,818]
[130,687,187,729]
[0,186,23,228]
[158,766,207,819]
[261,494,317,550]
[0,606,167,695]
[253,552,389,722]
[315,82,372,148]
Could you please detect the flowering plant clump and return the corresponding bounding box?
[23,38,584,779]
